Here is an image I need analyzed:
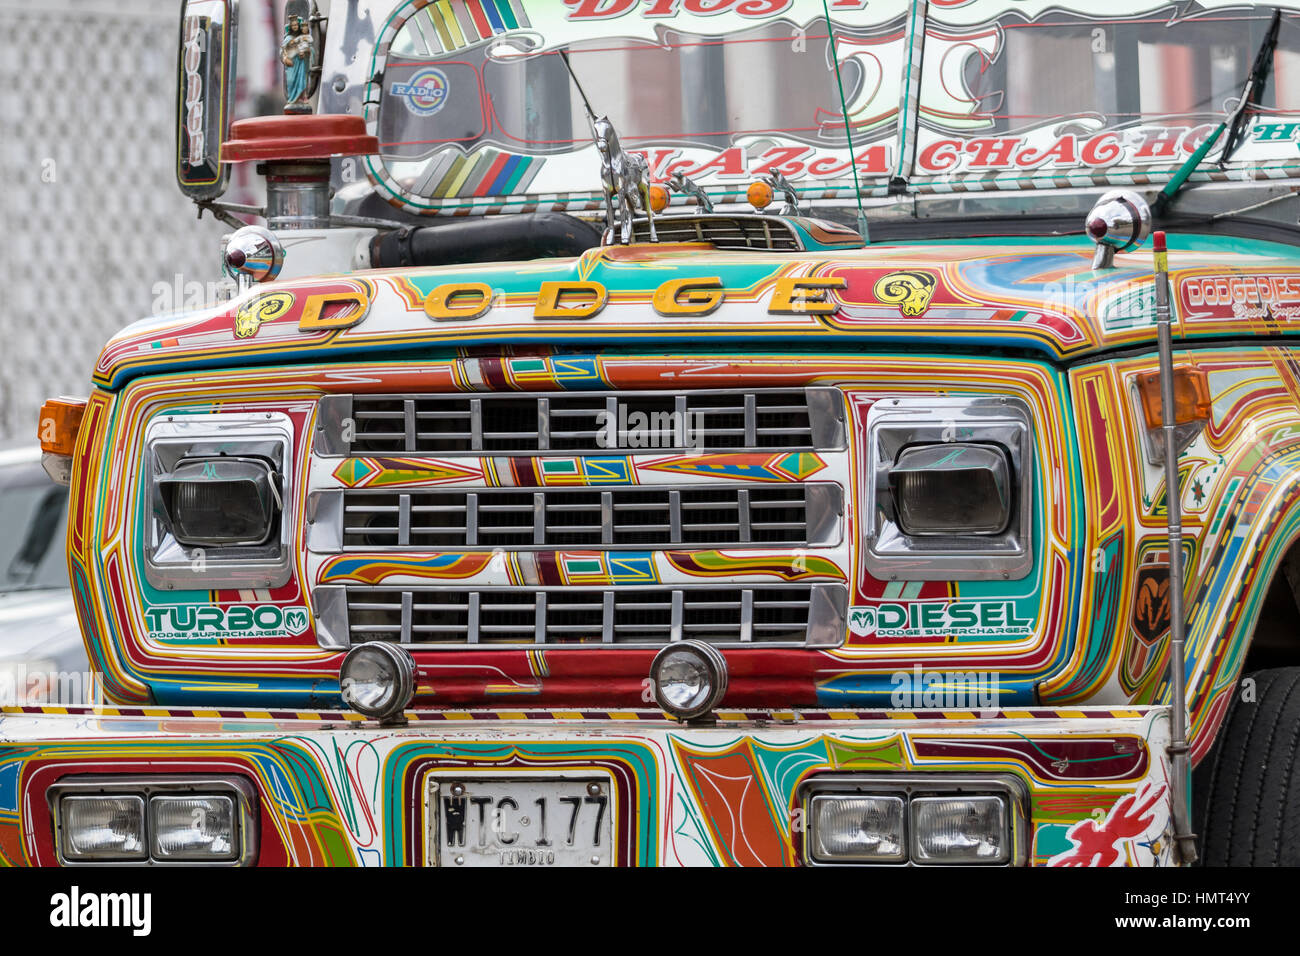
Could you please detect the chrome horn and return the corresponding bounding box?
[1085,189,1151,269]
[222,225,285,292]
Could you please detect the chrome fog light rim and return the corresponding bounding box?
[649,640,728,722]
[340,641,416,722]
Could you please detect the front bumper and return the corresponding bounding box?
[0,705,1174,867]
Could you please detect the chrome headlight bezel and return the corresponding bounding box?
[49,775,258,867]
[798,774,1028,867]
[863,396,1034,581]
[142,412,295,590]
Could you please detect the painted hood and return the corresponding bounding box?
[94,233,1300,389]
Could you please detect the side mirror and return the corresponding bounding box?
[175,0,240,201]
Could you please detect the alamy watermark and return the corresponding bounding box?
[889,665,1000,714]
[0,665,105,708]
[595,403,704,450]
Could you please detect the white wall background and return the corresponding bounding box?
[0,0,284,442]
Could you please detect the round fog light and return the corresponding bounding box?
[340,642,415,722]
[650,640,728,722]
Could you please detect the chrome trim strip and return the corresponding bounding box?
[313,395,352,457]
[306,489,343,553]
[313,585,350,650]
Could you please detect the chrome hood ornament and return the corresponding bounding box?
[670,171,713,214]
[559,51,657,245]
[1085,189,1151,269]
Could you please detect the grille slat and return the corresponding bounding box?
[339,485,820,550]
[340,586,841,647]
[616,215,805,250]
[325,389,837,456]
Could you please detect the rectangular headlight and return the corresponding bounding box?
[59,795,147,861]
[911,795,1009,864]
[801,775,1026,866]
[158,457,280,546]
[143,412,294,589]
[887,443,1012,535]
[151,795,238,861]
[864,396,1033,581]
[809,794,905,863]
[50,776,257,866]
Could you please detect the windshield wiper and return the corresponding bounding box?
[1153,8,1282,217]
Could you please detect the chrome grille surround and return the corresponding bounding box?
[314,387,845,457]
[308,484,842,552]
[308,386,850,653]
[315,584,848,649]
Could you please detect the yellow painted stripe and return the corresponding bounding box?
[1056,709,1087,719]
[442,153,479,196]
[945,711,978,720]
[1112,709,1143,718]
[295,712,318,721]
[553,710,584,720]
[45,707,69,715]
[442,712,474,720]
[426,5,453,47]
[771,710,799,721]
[887,711,918,719]
[495,710,528,720]
[191,710,222,718]
[245,710,273,719]
[436,1,466,47]
[827,710,859,720]
[1003,710,1035,719]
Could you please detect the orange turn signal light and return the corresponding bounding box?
[747,180,773,210]
[38,397,87,457]
[648,183,669,214]
[1135,367,1211,429]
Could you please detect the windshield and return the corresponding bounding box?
[0,474,69,593]
[365,0,1300,215]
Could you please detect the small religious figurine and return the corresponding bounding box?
[282,15,314,113]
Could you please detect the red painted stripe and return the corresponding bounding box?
[475,154,510,196]
[464,0,492,37]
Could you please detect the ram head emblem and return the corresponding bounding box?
[234,292,294,339]
[873,270,938,317]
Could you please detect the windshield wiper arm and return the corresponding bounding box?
[1153,8,1282,216]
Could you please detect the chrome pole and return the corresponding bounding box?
[1153,230,1198,865]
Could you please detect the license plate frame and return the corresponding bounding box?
[425,773,616,867]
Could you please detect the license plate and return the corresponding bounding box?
[428,777,613,867]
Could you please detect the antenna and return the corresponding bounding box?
[821,0,870,242]
[558,50,598,125]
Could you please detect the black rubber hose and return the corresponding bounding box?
[370,212,601,268]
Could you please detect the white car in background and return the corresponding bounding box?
[0,443,89,705]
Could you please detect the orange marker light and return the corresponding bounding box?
[1135,366,1211,429]
[747,181,774,210]
[38,396,87,457]
[648,183,669,214]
